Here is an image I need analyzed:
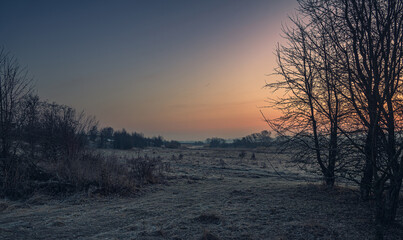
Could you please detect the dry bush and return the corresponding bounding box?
[127,156,167,185]
[1,149,169,198]
[0,156,33,199]
[251,153,256,160]
[178,153,184,160]
[44,152,136,195]
[42,151,168,196]
[219,159,226,168]
[0,155,59,199]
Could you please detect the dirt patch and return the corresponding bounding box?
[200,229,221,240]
[194,213,222,224]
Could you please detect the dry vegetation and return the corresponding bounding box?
[1,147,402,240]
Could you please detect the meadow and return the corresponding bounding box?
[1,147,402,240]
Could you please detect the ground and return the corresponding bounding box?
[1,148,402,239]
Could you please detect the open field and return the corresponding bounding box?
[1,148,402,240]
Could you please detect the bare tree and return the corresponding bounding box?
[19,94,41,158]
[265,15,345,187]
[0,49,32,154]
[274,0,403,236]
[39,102,97,160]
[0,48,33,197]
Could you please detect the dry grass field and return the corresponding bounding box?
[1,147,402,239]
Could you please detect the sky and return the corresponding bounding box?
[0,0,298,141]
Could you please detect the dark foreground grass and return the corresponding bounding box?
[0,148,402,239]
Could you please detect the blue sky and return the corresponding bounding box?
[0,0,298,140]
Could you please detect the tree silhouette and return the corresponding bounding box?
[0,48,32,158]
[267,0,403,233]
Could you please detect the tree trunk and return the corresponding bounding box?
[324,172,335,187]
[361,128,375,201]
[383,177,402,223]
[360,161,373,200]
[325,122,337,188]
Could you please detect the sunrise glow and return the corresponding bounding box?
[0,0,296,140]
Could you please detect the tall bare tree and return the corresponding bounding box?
[0,48,33,198]
[0,48,32,158]
[266,15,345,187]
[274,0,403,236]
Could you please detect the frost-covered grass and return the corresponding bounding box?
[0,147,402,239]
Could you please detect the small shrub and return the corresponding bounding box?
[219,159,226,168]
[251,153,256,160]
[239,151,246,159]
[127,156,164,185]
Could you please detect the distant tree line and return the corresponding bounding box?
[0,47,176,198]
[87,126,171,150]
[206,130,272,148]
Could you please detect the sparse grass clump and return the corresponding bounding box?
[238,151,246,159]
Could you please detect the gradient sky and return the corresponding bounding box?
[0,0,298,141]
